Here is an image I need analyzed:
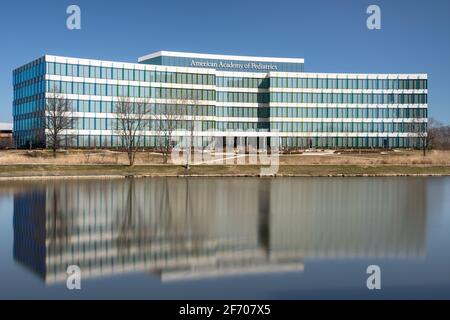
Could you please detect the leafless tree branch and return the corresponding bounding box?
[114,96,151,166]
[46,86,76,157]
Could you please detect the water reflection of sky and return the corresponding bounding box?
[0,177,449,299]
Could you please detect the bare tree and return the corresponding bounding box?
[153,92,202,165]
[410,119,428,156]
[46,86,76,157]
[114,96,150,166]
[183,92,201,170]
[155,96,200,164]
[426,118,450,150]
[153,104,182,163]
[185,104,198,170]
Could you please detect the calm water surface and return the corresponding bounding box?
[0,177,449,299]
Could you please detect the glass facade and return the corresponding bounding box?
[13,57,46,148]
[12,52,428,149]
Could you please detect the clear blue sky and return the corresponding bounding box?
[1,0,449,123]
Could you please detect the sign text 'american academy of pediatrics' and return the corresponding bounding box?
[190,59,278,71]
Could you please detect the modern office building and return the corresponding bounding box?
[12,51,428,149]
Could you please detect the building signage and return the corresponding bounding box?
[190,59,278,71]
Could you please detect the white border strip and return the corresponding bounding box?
[53,129,426,139]
[270,72,428,79]
[138,50,305,64]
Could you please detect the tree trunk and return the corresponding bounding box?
[423,138,427,157]
[128,149,134,166]
[164,145,169,164]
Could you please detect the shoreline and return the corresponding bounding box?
[1,164,450,181]
[0,174,448,182]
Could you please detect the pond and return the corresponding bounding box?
[0,177,449,299]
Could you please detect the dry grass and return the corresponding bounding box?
[0,149,449,166]
[279,149,450,166]
[0,149,166,165]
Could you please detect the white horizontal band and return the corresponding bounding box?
[138,50,305,64]
[270,88,427,94]
[215,102,269,107]
[269,102,428,109]
[269,117,427,123]
[52,129,426,139]
[45,93,215,105]
[46,74,216,90]
[217,87,269,93]
[270,72,428,79]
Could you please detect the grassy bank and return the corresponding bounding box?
[1,149,450,166]
[1,149,450,179]
[1,164,450,180]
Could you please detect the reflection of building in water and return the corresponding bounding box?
[13,178,426,283]
[13,179,303,283]
[269,178,426,258]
